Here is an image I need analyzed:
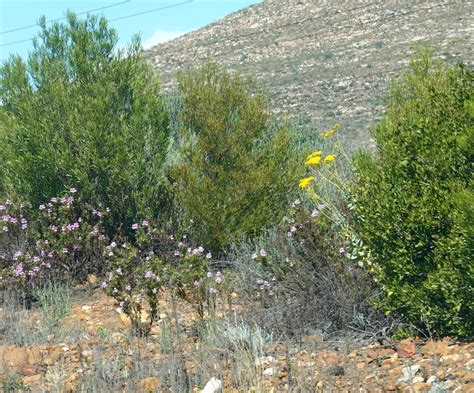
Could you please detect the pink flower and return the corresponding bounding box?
[260,249,267,257]
[142,220,149,227]
[131,223,138,230]
[69,187,77,193]
[206,252,212,260]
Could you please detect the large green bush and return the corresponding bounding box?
[171,63,301,252]
[0,13,170,233]
[352,51,473,337]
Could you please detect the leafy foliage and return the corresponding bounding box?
[0,190,109,305]
[351,51,473,337]
[0,13,170,234]
[103,222,222,336]
[171,63,302,252]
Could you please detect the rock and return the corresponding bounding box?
[87,274,97,285]
[398,364,420,382]
[428,382,449,393]
[466,358,474,370]
[25,347,42,364]
[22,374,42,385]
[413,382,430,392]
[256,356,276,366]
[426,375,438,384]
[81,305,92,312]
[201,377,222,393]
[324,353,341,365]
[263,367,277,376]
[3,346,27,368]
[20,364,43,376]
[440,353,461,363]
[412,376,425,383]
[138,376,160,392]
[397,339,417,358]
[67,373,78,383]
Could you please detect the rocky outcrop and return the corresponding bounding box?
[146,0,473,144]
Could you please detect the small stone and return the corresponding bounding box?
[81,305,92,312]
[426,375,438,384]
[429,382,448,393]
[26,347,42,364]
[440,354,461,363]
[20,364,43,376]
[68,373,78,383]
[398,364,420,382]
[412,376,425,383]
[138,376,160,392]
[201,377,222,393]
[22,374,41,385]
[413,382,430,392]
[256,356,276,366]
[263,367,277,376]
[87,274,97,285]
[466,358,474,370]
[397,339,417,358]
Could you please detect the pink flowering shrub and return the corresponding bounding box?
[103,221,222,335]
[0,189,109,306]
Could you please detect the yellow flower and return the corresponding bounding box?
[299,176,315,189]
[324,154,336,163]
[306,151,323,161]
[320,129,335,138]
[305,156,321,166]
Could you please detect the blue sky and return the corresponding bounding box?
[0,0,261,63]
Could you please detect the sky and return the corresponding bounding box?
[0,0,261,63]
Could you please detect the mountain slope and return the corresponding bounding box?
[146,0,473,143]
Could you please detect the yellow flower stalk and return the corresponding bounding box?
[320,129,335,138]
[324,154,336,163]
[305,156,321,166]
[299,176,315,189]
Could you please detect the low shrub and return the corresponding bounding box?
[351,51,473,337]
[0,190,109,305]
[103,221,223,336]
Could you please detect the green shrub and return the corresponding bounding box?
[0,13,170,234]
[171,63,302,252]
[351,51,473,337]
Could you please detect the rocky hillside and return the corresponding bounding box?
[146,0,473,144]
